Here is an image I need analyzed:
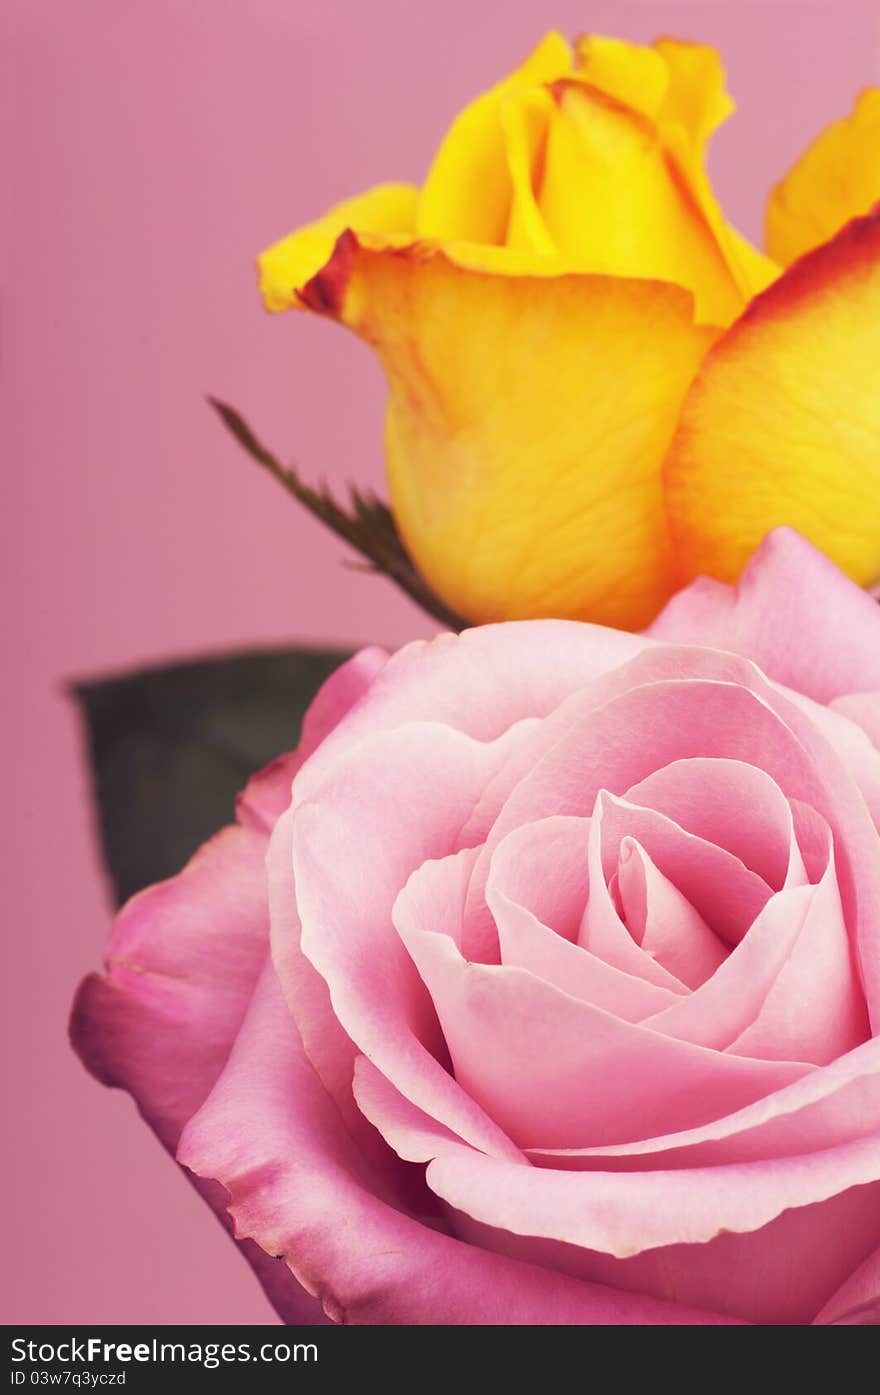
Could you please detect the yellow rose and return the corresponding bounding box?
[258,33,880,628]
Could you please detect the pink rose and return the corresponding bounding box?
[72,529,880,1325]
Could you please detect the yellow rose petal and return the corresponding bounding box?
[766,89,880,267]
[568,35,776,312]
[258,183,419,312]
[416,30,572,244]
[500,87,558,256]
[664,208,880,590]
[538,81,745,325]
[299,234,716,628]
[573,34,669,122]
[653,38,733,150]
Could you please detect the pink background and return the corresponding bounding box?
[3,0,879,1324]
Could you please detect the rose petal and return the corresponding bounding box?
[765,90,880,267]
[361,1033,880,1177]
[623,757,803,888]
[291,232,715,627]
[663,208,880,596]
[236,648,389,833]
[70,651,393,1325]
[478,648,880,1024]
[460,653,836,967]
[424,1143,880,1324]
[797,694,880,830]
[483,673,814,859]
[538,75,745,324]
[579,806,705,989]
[487,814,589,941]
[726,852,868,1064]
[353,1056,880,1323]
[831,693,880,749]
[267,807,415,1186]
[180,967,736,1324]
[643,882,814,1051]
[484,817,680,1016]
[307,620,650,756]
[258,183,420,312]
[529,1037,880,1170]
[616,838,727,988]
[416,31,572,244]
[71,824,274,1144]
[70,822,325,1324]
[814,1243,880,1324]
[289,722,525,1160]
[642,839,865,1065]
[649,528,880,703]
[448,1180,880,1325]
[588,790,773,946]
[397,926,811,1149]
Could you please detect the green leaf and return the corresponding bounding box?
[72,646,350,907]
[210,397,465,631]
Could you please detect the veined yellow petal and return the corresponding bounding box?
[766,89,880,266]
[665,207,880,590]
[258,183,419,312]
[299,233,716,628]
[416,30,572,243]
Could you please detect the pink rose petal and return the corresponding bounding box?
[426,1142,880,1324]
[315,621,650,749]
[353,1056,880,1323]
[528,1037,880,1170]
[397,926,811,1149]
[726,854,868,1065]
[616,839,727,989]
[650,527,880,702]
[289,722,526,1161]
[589,790,773,947]
[70,822,326,1324]
[484,819,680,1017]
[814,1243,880,1324]
[831,693,880,750]
[236,648,388,831]
[622,757,804,888]
[180,967,738,1324]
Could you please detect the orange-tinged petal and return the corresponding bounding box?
[664,207,880,591]
[766,89,880,267]
[299,233,716,629]
[416,30,572,243]
[259,183,419,312]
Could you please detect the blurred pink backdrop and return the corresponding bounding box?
[3,0,879,1324]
